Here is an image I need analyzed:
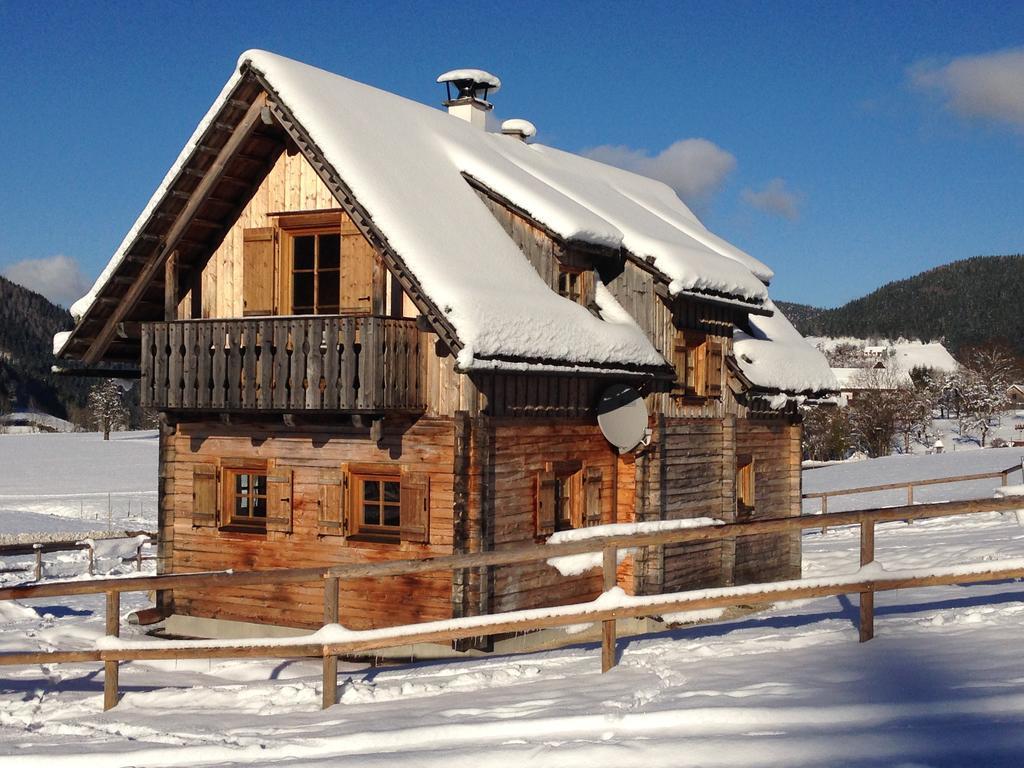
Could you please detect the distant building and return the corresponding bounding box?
[1007,384,1024,406]
[0,411,76,434]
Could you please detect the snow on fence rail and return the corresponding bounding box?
[1,495,1023,713]
[802,464,1023,515]
[0,533,155,581]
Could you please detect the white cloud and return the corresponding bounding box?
[741,178,800,221]
[2,255,92,308]
[910,47,1024,131]
[582,138,737,206]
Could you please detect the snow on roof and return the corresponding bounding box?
[809,337,959,374]
[63,50,824,385]
[831,367,913,389]
[891,342,958,373]
[436,68,501,91]
[733,300,837,394]
[500,118,537,139]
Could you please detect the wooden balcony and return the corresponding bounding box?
[140,316,423,413]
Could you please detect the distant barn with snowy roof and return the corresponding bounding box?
[54,51,835,644]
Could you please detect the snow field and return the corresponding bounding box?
[3,436,1024,764]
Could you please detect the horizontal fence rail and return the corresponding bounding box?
[803,464,1022,514]
[140,316,423,413]
[2,494,1023,711]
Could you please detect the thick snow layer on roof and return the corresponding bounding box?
[62,50,792,374]
[734,300,837,393]
[243,51,676,370]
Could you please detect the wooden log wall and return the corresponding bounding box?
[164,417,455,630]
[486,419,631,613]
[732,419,803,585]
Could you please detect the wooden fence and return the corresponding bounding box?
[803,463,1022,514]
[1,495,1023,712]
[140,316,423,413]
[0,533,154,580]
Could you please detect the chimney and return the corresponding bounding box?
[501,118,537,142]
[437,69,501,130]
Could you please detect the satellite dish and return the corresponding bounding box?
[597,384,649,453]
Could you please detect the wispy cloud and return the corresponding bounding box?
[910,47,1024,132]
[582,138,737,206]
[2,254,91,308]
[741,178,800,221]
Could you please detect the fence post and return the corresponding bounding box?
[907,484,914,505]
[135,540,144,572]
[859,520,875,643]
[820,495,829,534]
[87,543,95,576]
[601,545,618,673]
[33,544,43,581]
[104,590,120,710]
[322,576,340,709]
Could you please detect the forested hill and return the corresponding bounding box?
[0,275,88,418]
[778,254,1024,356]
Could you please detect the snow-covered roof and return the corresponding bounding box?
[831,367,913,389]
[733,300,837,394]
[63,50,828,389]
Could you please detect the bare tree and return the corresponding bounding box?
[952,346,1018,446]
[87,379,129,440]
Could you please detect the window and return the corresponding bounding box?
[672,331,724,398]
[291,232,341,315]
[736,454,755,517]
[536,462,603,536]
[557,267,584,304]
[353,473,402,539]
[223,468,269,529]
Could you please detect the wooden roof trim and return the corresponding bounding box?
[79,92,271,364]
[247,65,465,358]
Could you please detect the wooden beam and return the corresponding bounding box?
[81,93,268,364]
[164,250,178,321]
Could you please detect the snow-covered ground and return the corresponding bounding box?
[0,431,157,534]
[3,435,1024,765]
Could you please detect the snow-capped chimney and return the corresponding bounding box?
[437,69,501,130]
[501,119,537,142]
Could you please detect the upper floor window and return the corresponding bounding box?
[558,266,584,305]
[736,454,755,517]
[291,232,341,315]
[672,331,724,399]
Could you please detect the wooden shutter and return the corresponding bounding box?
[400,469,430,544]
[242,227,276,316]
[707,339,723,398]
[536,468,557,536]
[317,465,349,537]
[266,468,293,533]
[192,463,218,527]
[583,466,603,526]
[341,222,374,314]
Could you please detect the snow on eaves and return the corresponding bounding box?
[733,299,837,394]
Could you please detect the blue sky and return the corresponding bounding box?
[0,0,1021,309]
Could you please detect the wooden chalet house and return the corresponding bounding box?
[55,52,835,641]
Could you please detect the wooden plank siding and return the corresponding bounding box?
[165,417,455,630]
[732,419,803,585]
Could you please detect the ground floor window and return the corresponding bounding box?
[224,468,268,529]
[736,454,755,516]
[354,473,402,539]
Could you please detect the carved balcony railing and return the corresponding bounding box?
[140,316,423,413]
